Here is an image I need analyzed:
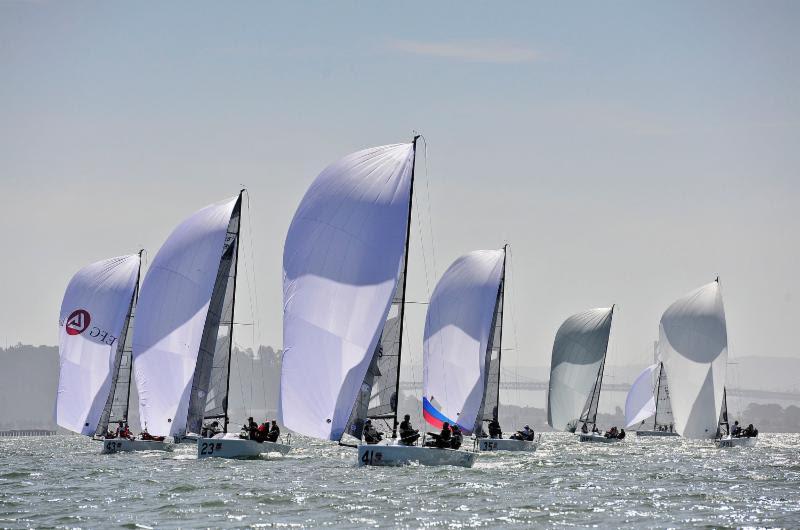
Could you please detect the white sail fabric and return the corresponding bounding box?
[57,255,140,435]
[423,250,505,434]
[280,143,415,441]
[625,363,658,427]
[133,196,239,436]
[659,280,728,439]
[547,308,613,431]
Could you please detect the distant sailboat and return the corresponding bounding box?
[57,252,167,453]
[547,306,619,443]
[716,387,758,447]
[131,191,287,458]
[628,360,679,436]
[659,279,728,440]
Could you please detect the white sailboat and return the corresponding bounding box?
[628,360,679,437]
[280,137,467,466]
[132,192,289,458]
[716,387,758,447]
[57,252,168,453]
[420,248,515,460]
[420,246,534,453]
[659,278,728,441]
[546,306,620,443]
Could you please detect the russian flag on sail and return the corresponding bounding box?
[423,397,457,429]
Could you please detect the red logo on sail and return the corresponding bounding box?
[65,309,91,335]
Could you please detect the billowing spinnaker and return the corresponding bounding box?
[57,255,140,435]
[280,143,415,441]
[659,281,727,439]
[547,308,613,431]
[422,250,505,434]
[625,363,658,427]
[133,196,239,436]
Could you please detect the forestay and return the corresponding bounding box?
[57,255,140,436]
[547,307,613,432]
[659,280,727,439]
[625,363,658,427]
[422,249,505,434]
[280,143,415,441]
[133,195,240,437]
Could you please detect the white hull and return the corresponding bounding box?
[579,433,622,443]
[358,442,476,467]
[636,430,680,437]
[197,437,291,459]
[99,438,170,454]
[717,436,758,448]
[478,438,538,452]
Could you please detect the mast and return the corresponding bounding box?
[493,244,508,419]
[651,363,662,431]
[123,249,145,421]
[222,190,244,433]
[391,135,418,439]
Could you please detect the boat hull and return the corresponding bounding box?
[636,430,680,437]
[358,443,476,467]
[196,437,291,459]
[478,438,538,452]
[99,438,170,454]
[717,436,758,448]
[578,433,622,443]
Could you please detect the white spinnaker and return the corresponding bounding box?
[133,196,238,437]
[625,363,658,427]
[423,250,505,434]
[280,143,415,441]
[57,255,140,435]
[547,308,613,431]
[659,280,727,439]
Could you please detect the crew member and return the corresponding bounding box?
[399,414,420,446]
[363,419,382,444]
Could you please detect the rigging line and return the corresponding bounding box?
[402,315,424,430]
[242,189,263,419]
[506,246,523,408]
[413,174,433,300]
[418,135,439,280]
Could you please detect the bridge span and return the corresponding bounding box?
[398,382,800,402]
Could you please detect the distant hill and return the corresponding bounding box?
[1,344,798,433]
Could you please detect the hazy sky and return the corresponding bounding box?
[1,2,798,379]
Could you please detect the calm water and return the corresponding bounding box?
[1,433,799,528]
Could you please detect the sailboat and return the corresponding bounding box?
[627,360,679,436]
[132,192,289,459]
[57,252,168,453]
[280,137,461,466]
[659,278,728,441]
[546,306,619,443]
[716,387,758,447]
[420,248,517,460]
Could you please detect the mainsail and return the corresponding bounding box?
[546,307,614,432]
[717,387,730,437]
[659,279,728,439]
[652,362,675,431]
[624,363,658,428]
[422,249,505,435]
[94,251,143,437]
[57,254,141,436]
[280,141,417,442]
[133,194,242,437]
